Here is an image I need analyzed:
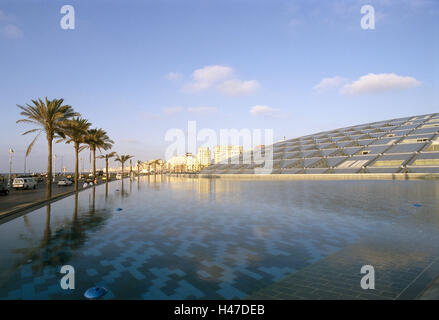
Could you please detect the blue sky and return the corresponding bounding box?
[0,0,438,172]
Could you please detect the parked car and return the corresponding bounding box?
[0,178,9,195]
[58,178,73,186]
[12,177,37,190]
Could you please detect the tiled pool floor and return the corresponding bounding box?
[1,177,439,299]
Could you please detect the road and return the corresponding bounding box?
[0,182,75,213]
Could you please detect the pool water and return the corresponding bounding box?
[1,176,439,299]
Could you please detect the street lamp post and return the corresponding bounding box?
[24,155,27,176]
[8,148,14,188]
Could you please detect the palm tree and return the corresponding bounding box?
[136,160,142,177]
[57,118,91,191]
[97,151,117,182]
[16,98,78,198]
[114,154,133,179]
[86,128,114,178]
[151,159,161,174]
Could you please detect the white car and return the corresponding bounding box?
[12,177,37,190]
[116,173,122,180]
[58,178,73,186]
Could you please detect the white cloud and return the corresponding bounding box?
[193,65,233,84]
[1,24,23,39]
[313,76,347,92]
[182,65,260,96]
[163,106,184,115]
[218,79,260,96]
[187,106,218,114]
[184,65,234,92]
[165,72,183,81]
[340,73,421,95]
[250,105,279,117]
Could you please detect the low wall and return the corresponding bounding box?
[171,173,439,181]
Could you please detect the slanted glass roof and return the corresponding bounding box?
[200,113,439,175]
[384,143,426,154]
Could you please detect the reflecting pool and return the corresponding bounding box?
[1,176,439,299]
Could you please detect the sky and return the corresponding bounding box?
[0,0,438,173]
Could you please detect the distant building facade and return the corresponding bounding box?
[214,145,243,163]
[197,147,211,168]
[166,153,200,173]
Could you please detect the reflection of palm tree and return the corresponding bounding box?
[23,216,35,236]
[12,196,111,274]
[16,98,79,198]
[73,193,79,221]
[90,186,96,214]
[42,205,51,247]
[57,118,91,191]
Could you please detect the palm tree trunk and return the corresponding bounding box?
[46,137,53,199]
[121,160,125,194]
[106,157,109,181]
[74,143,79,192]
[92,148,96,178]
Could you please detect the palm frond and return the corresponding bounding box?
[22,128,41,135]
[26,132,41,157]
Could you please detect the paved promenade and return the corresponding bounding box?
[0,182,75,214]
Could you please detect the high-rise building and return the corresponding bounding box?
[214,145,243,163]
[197,147,211,168]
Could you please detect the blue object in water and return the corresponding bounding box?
[115,189,120,192]
[414,204,422,207]
[116,208,123,211]
[84,287,108,299]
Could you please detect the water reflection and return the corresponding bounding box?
[8,188,112,275]
[1,178,439,299]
